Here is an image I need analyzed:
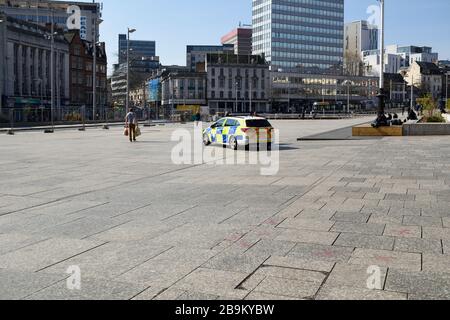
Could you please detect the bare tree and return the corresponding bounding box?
[344,52,364,76]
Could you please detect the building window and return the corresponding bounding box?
[211,91,215,98]
[211,78,216,88]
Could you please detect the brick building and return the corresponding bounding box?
[65,30,107,118]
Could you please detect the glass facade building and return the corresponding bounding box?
[118,34,156,64]
[252,0,344,73]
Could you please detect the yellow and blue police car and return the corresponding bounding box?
[203,116,274,150]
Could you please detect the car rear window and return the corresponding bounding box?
[246,119,272,128]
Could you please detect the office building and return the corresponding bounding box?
[205,53,270,114]
[386,45,439,68]
[221,27,252,56]
[118,34,156,64]
[0,14,69,122]
[362,51,402,77]
[344,20,378,75]
[252,0,344,73]
[344,20,378,57]
[363,45,439,77]
[0,0,102,42]
[111,55,160,107]
[160,71,207,115]
[186,44,234,71]
[271,71,379,113]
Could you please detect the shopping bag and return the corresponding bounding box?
[124,127,129,136]
[135,125,141,137]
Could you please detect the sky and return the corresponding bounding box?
[92,0,450,72]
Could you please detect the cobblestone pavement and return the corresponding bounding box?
[0,118,449,300]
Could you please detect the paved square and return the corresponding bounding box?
[1,118,449,300]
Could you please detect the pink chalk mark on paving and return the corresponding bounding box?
[396,229,412,236]
[315,249,336,258]
[224,233,243,242]
[265,218,279,226]
[375,255,394,263]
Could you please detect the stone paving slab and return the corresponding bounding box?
[385,269,450,299]
[252,276,321,299]
[25,277,148,300]
[331,222,385,236]
[170,268,249,299]
[0,270,67,300]
[316,285,407,300]
[0,238,105,272]
[383,224,422,238]
[334,233,395,251]
[422,253,450,274]
[264,256,335,273]
[275,229,339,246]
[348,249,422,272]
[394,238,443,254]
[287,243,354,263]
[325,263,388,290]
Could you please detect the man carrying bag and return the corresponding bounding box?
[125,108,138,142]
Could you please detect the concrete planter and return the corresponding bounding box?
[403,123,450,136]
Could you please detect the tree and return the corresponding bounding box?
[416,93,445,122]
[344,52,364,76]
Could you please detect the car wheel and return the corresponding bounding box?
[229,136,238,150]
[203,133,211,146]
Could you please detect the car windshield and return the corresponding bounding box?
[246,119,272,128]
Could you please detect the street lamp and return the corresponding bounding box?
[235,80,239,114]
[44,11,57,134]
[373,0,388,127]
[446,73,449,110]
[126,27,136,114]
[343,80,353,114]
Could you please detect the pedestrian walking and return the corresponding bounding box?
[125,108,138,142]
[195,111,201,126]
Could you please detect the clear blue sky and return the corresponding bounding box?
[93,0,450,71]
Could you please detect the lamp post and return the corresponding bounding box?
[446,73,449,110]
[343,80,353,114]
[374,0,388,127]
[92,5,103,124]
[126,27,136,114]
[44,11,56,134]
[235,80,238,114]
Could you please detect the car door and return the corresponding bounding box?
[211,118,225,144]
[224,119,239,144]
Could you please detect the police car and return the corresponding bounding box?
[203,116,274,150]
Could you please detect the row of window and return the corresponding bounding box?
[272,4,343,18]
[210,67,266,78]
[272,13,342,27]
[210,90,266,100]
[271,54,342,67]
[272,32,342,45]
[272,41,343,54]
[273,23,343,36]
[210,78,266,91]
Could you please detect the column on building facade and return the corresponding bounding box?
[33,47,39,97]
[17,44,23,96]
[63,52,70,101]
[41,49,48,98]
[6,42,14,97]
[25,46,32,96]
